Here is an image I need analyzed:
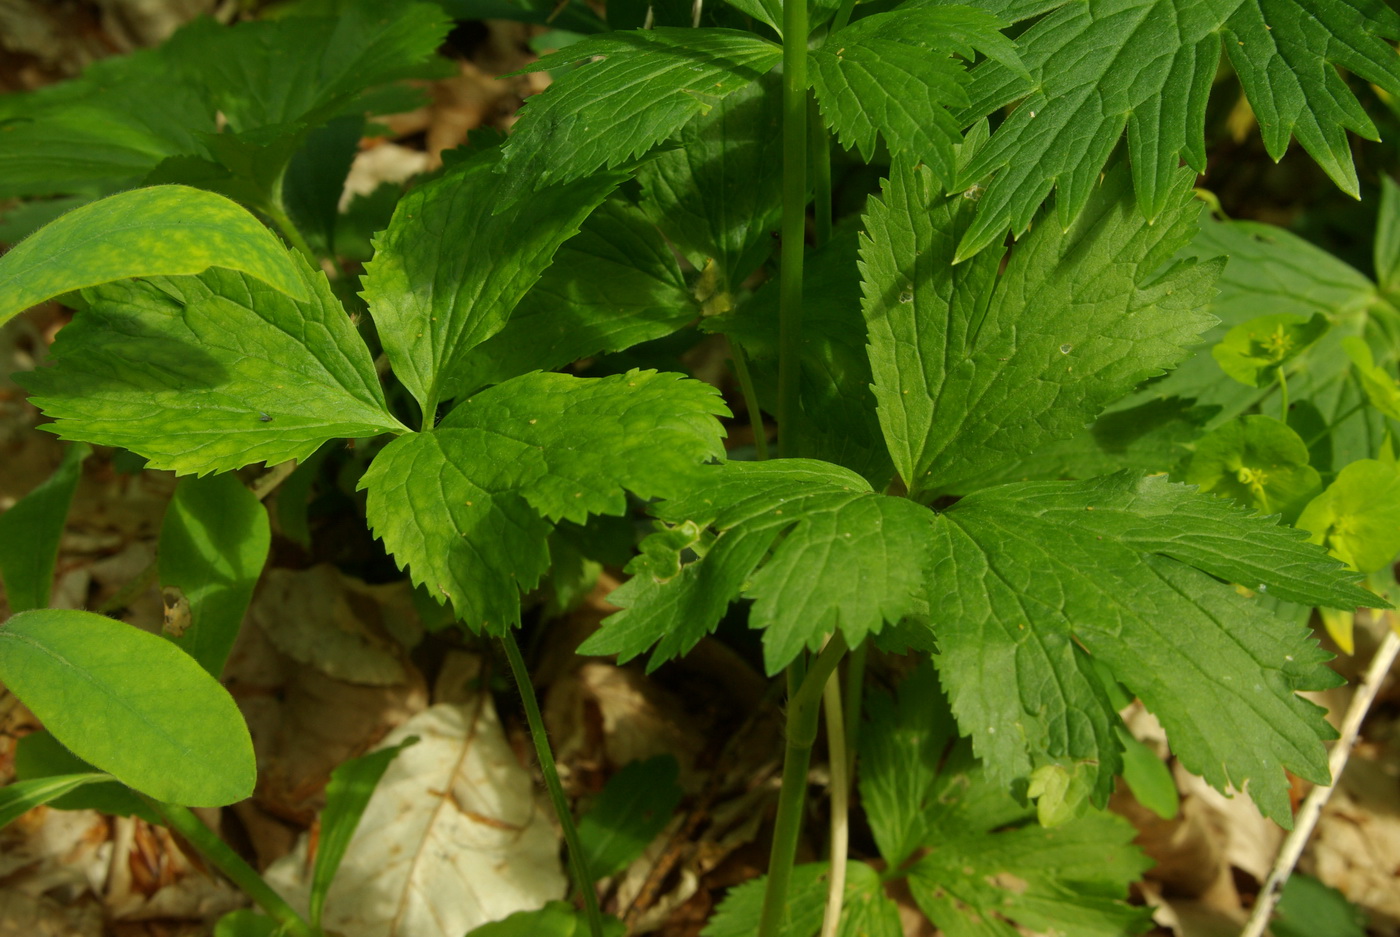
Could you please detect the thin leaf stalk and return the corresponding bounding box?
[145,799,314,937]
[757,632,848,937]
[776,0,810,459]
[728,336,771,460]
[500,629,606,937]
[842,639,868,777]
[819,665,849,937]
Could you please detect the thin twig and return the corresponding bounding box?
[1239,619,1400,937]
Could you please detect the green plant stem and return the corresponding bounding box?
[842,639,867,776]
[776,0,810,459]
[95,558,159,615]
[729,337,771,460]
[145,798,314,937]
[500,629,605,937]
[819,664,849,937]
[831,0,857,32]
[262,200,320,270]
[1277,368,1290,424]
[757,632,847,937]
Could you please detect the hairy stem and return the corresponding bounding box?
[758,633,848,937]
[1239,621,1400,937]
[777,0,810,459]
[146,799,314,937]
[500,629,605,937]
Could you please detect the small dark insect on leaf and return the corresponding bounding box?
[258,413,273,422]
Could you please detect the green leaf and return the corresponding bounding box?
[1116,727,1179,821]
[0,609,255,806]
[497,28,782,192]
[703,862,898,937]
[860,157,1218,496]
[638,72,784,295]
[1212,312,1330,387]
[311,737,420,928]
[1343,334,1400,421]
[952,0,1400,259]
[449,200,698,392]
[20,255,404,475]
[465,902,625,937]
[0,46,215,198]
[865,664,1151,937]
[159,474,271,676]
[1181,415,1322,523]
[0,185,309,326]
[583,459,934,674]
[1273,874,1369,937]
[361,149,622,415]
[13,730,157,821]
[362,370,727,632]
[0,774,111,830]
[810,6,1019,185]
[1298,459,1400,573]
[214,910,282,937]
[0,442,88,612]
[859,661,961,866]
[935,476,1351,824]
[164,2,450,133]
[1375,175,1400,300]
[577,755,683,880]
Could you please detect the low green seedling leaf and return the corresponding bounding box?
[1298,459,1400,573]
[1116,726,1179,821]
[0,609,255,806]
[1344,335,1400,421]
[213,910,282,937]
[0,186,308,325]
[703,862,899,937]
[465,902,625,937]
[1182,415,1322,523]
[13,730,157,821]
[20,254,405,475]
[1212,312,1330,388]
[0,442,88,612]
[311,736,420,928]
[577,755,683,880]
[159,473,271,676]
[0,773,111,830]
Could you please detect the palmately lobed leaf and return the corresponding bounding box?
[362,370,728,633]
[861,157,1220,497]
[496,28,783,194]
[22,255,404,476]
[953,0,1400,259]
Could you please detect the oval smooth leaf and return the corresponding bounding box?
[0,185,308,325]
[0,609,255,806]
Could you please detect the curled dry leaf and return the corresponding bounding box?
[266,691,566,937]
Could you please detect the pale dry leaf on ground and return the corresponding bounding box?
[0,889,103,937]
[103,815,245,923]
[265,685,566,937]
[1310,741,1400,935]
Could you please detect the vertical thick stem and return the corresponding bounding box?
[146,800,314,937]
[757,634,847,937]
[819,668,849,937]
[777,0,810,459]
[500,630,606,937]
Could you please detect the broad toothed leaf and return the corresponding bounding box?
[582,459,934,674]
[497,28,782,193]
[361,149,621,414]
[20,255,403,475]
[953,0,1400,259]
[810,5,1020,185]
[361,370,727,632]
[449,200,698,392]
[932,473,1364,823]
[861,157,1218,497]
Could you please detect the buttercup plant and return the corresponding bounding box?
[1,0,1398,935]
